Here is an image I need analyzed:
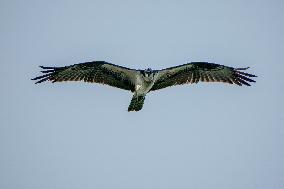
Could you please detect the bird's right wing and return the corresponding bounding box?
[31,61,139,91]
[151,62,257,91]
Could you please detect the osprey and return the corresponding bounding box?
[32,61,257,111]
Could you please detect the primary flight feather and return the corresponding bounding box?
[32,61,257,111]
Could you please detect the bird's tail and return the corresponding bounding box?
[128,94,146,112]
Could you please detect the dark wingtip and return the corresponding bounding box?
[39,65,56,69]
[235,67,250,70]
[236,71,257,78]
[32,67,54,84]
[233,67,257,86]
[31,76,49,84]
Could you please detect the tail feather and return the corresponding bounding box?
[128,94,146,112]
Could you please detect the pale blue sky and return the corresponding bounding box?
[1,0,283,188]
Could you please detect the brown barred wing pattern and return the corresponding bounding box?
[32,61,139,91]
[151,62,257,91]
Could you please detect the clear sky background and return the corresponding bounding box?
[1,0,283,188]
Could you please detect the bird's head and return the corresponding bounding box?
[145,68,152,74]
[141,68,155,82]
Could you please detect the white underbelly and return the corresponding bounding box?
[134,75,154,94]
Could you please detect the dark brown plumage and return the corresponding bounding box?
[32,61,257,111]
[151,62,257,91]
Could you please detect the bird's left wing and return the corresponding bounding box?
[151,62,257,91]
[32,61,139,91]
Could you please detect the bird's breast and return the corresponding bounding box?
[134,74,155,94]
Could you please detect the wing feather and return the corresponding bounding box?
[151,62,257,91]
[32,61,138,91]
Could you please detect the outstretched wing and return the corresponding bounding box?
[32,61,139,91]
[151,62,257,91]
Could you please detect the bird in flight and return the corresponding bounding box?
[32,61,257,111]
